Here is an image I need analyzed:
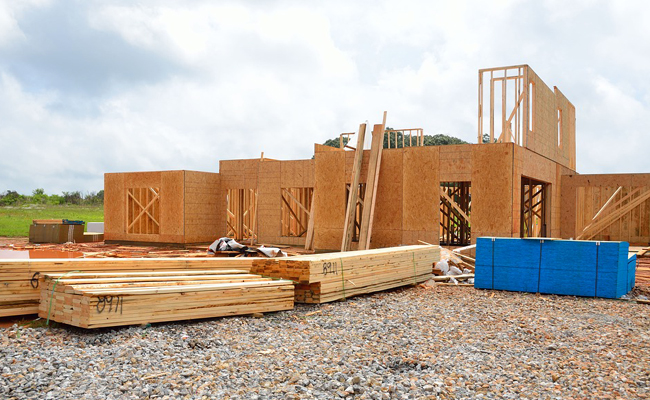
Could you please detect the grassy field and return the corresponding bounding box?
[0,204,104,237]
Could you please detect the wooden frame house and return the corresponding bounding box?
[103,65,649,248]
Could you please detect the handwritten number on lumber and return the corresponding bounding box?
[322,261,338,276]
[96,296,123,314]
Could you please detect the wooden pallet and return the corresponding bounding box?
[252,245,439,303]
[38,270,294,328]
[0,257,262,317]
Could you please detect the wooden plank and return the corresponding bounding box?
[440,189,471,224]
[304,190,316,250]
[39,271,294,329]
[341,123,367,251]
[358,113,387,250]
[575,186,622,239]
[579,188,650,240]
[0,257,263,317]
[252,245,439,303]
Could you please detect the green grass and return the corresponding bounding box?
[0,204,104,237]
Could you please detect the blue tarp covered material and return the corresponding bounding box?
[475,237,636,299]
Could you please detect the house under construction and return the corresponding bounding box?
[104,65,650,250]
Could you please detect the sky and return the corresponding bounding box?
[0,0,649,195]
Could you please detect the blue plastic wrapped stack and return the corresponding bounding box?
[475,237,636,298]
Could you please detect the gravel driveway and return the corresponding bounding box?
[1,285,649,399]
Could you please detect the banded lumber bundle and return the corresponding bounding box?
[38,270,294,328]
[252,245,439,303]
[0,257,262,317]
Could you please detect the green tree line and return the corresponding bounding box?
[323,128,469,149]
[0,189,104,206]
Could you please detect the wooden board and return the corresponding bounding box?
[342,123,367,251]
[358,124,385,249]
[184,171,222,243]
[402,146,439,245]
[471,144,515,240]
[0,257,262,317]
[313,151,346,250]
[39,270,294,328]
[251,245,440,303]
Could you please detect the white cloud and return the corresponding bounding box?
[1,0,650,195]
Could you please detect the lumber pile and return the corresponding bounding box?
[0,257,262,317]
[636,250,650,286]
[38,270,294,328]
[252,245,439,303]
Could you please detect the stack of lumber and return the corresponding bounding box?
[0,257,262,317]
[252,245,439,303]
[635,247,650,286]
[38,270,294,328]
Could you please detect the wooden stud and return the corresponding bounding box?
[341,123,367,251]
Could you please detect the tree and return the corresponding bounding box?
[32,188,47,204]
[482,133,497,143]
[322,136,349,149]
[323,129,468,149]
[0,190,22,206]
[62,191,83,205]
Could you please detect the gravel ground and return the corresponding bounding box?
[1,285,649,400]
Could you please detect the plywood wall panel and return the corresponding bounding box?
[123,171,163,188]
[104,173,125,239]
[257,161,282,244]
[281,160,314,188]
[184,171,221,243]
[402,146,439,244]
[471,144,514,240]
[313,151,346,250]
[219,159,260,189]
[345,150,370,184]
[160,171,185,238]
[439,144,473,181]
[371,150,403,248]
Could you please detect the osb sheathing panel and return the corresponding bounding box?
[315,143,343,153]
[105,171,185,243]
[439,144,473,182]
[257,161,282,245]
[184,171,221,243]
[371,149,403,248]
[345,150,370,184]
[104,173,125,238]
[123,171,163,188]
[160,171,185,240]
[280,160,315,188]
[401,146,439,245]
[554,87,576,170]
[471,144,514,241]
[313,151,346,250]
[524,67,576,170]
[219,159,260,189]
[561,173,650,243]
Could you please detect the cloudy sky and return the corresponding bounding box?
[1,0,649,194]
